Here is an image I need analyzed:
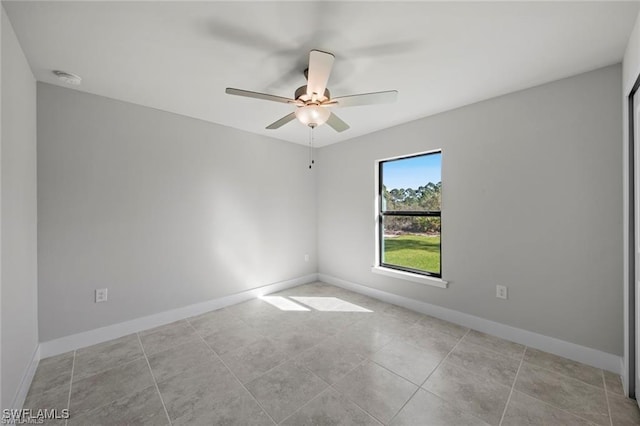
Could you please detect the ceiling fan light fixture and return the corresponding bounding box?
[225,49,396,132]
[295,104,330,128]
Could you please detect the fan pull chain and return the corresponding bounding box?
[308,126,315,169]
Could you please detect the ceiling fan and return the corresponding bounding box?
[225,50,398,132]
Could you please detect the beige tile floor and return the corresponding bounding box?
[23,282,640,425]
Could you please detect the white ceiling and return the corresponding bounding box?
[4,1,640,147]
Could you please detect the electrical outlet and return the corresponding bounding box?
[304,254,309,262]
[496,285,508,300]
[95,288,108,303]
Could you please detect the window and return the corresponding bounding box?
[378,151,442,278]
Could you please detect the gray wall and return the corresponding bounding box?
[1,7,38,409]
[624,10,640,92]
[37,84,316,341]
[317,64,623,355]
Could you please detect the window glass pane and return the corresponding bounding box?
[382,216,441,275]
[381,153,441,212]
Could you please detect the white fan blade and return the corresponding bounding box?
[307,50,335,99]
[332,90,398,107]
[226,88,296,104]
[266,112,297,129]
[326,113,350,132]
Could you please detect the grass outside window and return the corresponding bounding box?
[383,234,441,274]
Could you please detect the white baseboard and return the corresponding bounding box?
[40,273,317,358]
[621,357,628,395]
[319,273,623,374]
[8,344,40,413]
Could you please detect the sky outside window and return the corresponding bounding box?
[383,153,441,190]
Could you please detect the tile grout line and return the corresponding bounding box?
[191,307,330,379]
[497,350,613,426]
[420,328,470,388]
[387,328,471,425]
[232,310,351,419]
[367,358,424,388]
[519,359,613,395]
[457,329,606,391]
[64,350,76,426]
[458,334,526,363]
[187,305,339,385]
[425,388,497,426]
[187,322,278,426]
[328,388,386,425]
[520,350,608,391]
[376,372,419,424]
[57,354,151,423]
[276,379,330,425]
[603,370,614,426]
[325,356,388,424]
[137,333,172,426]
[504,360,610,425]
[280,347,383,425]
[278,381,382,426]
[201,319,323,389]
[508,351,615,424]
[498,346,526,426]
[512,391,603,426]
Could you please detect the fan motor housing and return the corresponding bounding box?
[295,85,330,103]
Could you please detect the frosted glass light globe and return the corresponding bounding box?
[295,105,330,127]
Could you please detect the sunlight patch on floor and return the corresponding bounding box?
[260,296,311,311]
[261,294,373,313]
[290,296,373,313]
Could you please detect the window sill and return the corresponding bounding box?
[371,266,448,288]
